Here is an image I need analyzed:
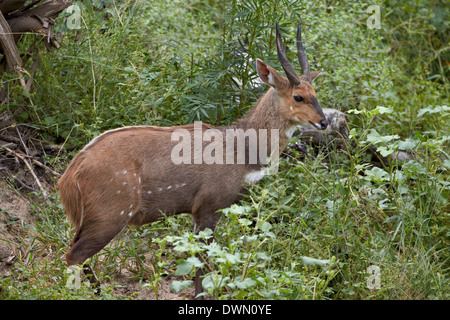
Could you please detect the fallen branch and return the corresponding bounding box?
[2,143,61,177]
[11,175,40,192]
[15,125,31,156]
[31,157,61,177]
[0,133,21,145]
[4,146,48,198]
[284,108,415,169]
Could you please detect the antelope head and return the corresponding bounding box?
[256,19,328,131]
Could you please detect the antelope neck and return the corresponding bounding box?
[232,88,293,155]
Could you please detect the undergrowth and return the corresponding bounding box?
[0,0,448,299]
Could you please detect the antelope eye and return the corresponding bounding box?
[294,95,304,102]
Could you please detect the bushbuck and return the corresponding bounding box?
[58,20,328,298]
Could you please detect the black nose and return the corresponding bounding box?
[319,119,328,130]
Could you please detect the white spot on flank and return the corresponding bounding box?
[122,170,127,174]
[167,185,172,190]
[290,106,293,111]
[120,210,124,215]
[147,191,152,194]
[129,204,133,209]
[138,177,141,184]
[133,173,137,177]
[157,187,162,192]
[180,183,187,187]
[122,182,127,185]
[128,212,132,217]
[117,190,121,194]
[245,168,266,184]
[137,190,140,195]
[110,178,114,182]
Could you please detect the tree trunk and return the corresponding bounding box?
[1,0,71,102]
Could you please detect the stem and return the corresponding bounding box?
[81,15,96,113]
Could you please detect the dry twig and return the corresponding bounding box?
[4,146,48,198]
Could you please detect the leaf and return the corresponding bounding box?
[365,129,399,145]
[222,204,250,215]
[175,256,203,275]
[414,131,427,142]
[172,241,190,252]
[442,159,450,170]
[347,108,366,114]
[171,280,193,293]
[240,234,258,242]
[403,160,427,176]
[238,218,252,227]
[186,256,204,267]
[365,167,389,182]
[202,273,228,290]
[261,221,272,232]
[22,89,31,99]
[300,256,330,267]
[396,138,418,150]
[195,228,214,240]
[371,105,394,115]
[175,260,193,276]
[18,111,29,121]
[417,105,450,117]
[233,277,256,290]
[377,146,394,157]
[224,253,240,264]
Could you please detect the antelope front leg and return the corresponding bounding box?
[82,263,101,294]
[194,256,206,299]
[192,208,222,299]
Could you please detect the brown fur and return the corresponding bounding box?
[58,59,327,297]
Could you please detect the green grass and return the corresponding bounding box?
[0,0,448,299]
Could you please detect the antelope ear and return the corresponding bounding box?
[309,70,323,83]
[256,59,287,88]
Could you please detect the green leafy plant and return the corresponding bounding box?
[1,0,448,300]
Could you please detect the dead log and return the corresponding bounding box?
[1,0,71,102]
[284,108,349,158]
[0,9,23,72]
[6,0,71,48]
[283,108,414,168]
[0,0,28,15]
[1,0,71,53]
